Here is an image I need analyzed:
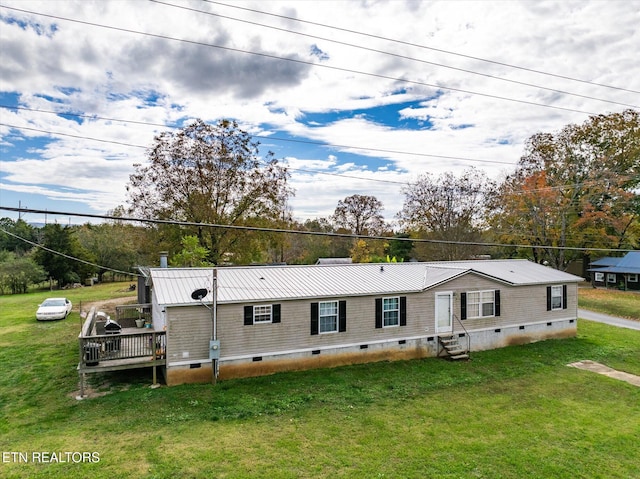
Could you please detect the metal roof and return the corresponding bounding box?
[588,252,640,274]
[150,259,582,307]
[426,259,584,286]
[590,257,620,267]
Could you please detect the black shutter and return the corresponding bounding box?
[244,306,253,325]
[546,286,552,311]
[375,298,383,328]
[460,292,467,320]
[562,285,568,310]
[310,302,319,335]
[494,290,501,317]
[400,296,407,326]
[338,300,347,332]
[272,304,281,323]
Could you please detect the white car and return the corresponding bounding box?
[36,298,73,321]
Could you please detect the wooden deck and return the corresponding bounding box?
[78,306,166,397]
[78,355,166,373]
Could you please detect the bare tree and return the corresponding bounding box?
[398,168,490,260]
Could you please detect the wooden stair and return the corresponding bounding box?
[438,335,470,361]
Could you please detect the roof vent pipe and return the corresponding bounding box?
[160,251,168,268]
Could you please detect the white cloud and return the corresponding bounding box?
[1,0,638,224]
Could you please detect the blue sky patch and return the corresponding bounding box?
[300,100,435,130]
[0,14,57,36]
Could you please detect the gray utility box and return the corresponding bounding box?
[209,340,221,360]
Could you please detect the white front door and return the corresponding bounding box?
[436,292,453,334]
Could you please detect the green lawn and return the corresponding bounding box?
[1,284,639,478]
[578,286,640,320]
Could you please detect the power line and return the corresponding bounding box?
[0,227,141,277]
[2,112,633,193]
[0,122,148,149]
[0,206,636,253]
[205,0,640,96]
[151,0,639,109]
[0,4,607,116]
[0,117,516,167]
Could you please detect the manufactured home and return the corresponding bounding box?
[133,260,582,385]
[588,252,640,291]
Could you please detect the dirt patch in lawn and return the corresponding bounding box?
[79,296,137,317]
[568,360,640,387]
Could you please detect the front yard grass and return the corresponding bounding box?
[1,284,639,478]
[578,286,640,320]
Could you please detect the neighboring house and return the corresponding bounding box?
[588,252,640,291]
[144,260,583,385]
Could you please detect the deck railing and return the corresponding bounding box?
[79,331,166,367]
[78,306,166,397]
[115,303,152,326]
[78,306,165,368]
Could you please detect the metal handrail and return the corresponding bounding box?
[452,313,471,354]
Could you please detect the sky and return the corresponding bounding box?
[1,0,639,227]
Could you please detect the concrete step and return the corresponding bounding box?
[450,353,470,360]
[446,349,466,355]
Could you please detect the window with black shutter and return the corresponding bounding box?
[375,298,383,329]
[338,300,347,332]
[244,304,280,325]
[310,302,319,335]
[244,305,253,325]
[460,292,467,320]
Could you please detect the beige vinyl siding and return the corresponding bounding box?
[166,306,211,364]
[428,273,577,331]
[217,292,434,358]
[168,271,578,361]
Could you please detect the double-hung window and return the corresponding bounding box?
[550,285,563,310]
[546,285,567,311]
[253,305,272,323]
[244,304,281,325]
[466,290,496,318]
[383,297,400,327]
[628,274,638,283]
[319,301,338,333]
[311,301,346,335]
[375,297,407,328]
[594,272,604,282]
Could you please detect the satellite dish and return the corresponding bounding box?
[191,288,208,300]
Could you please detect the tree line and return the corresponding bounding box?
[1,110,637,293]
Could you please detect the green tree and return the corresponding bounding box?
[126,119,293,265]
[35,224,95,287]
[0,217,36,254]
[0,251,46,294]
[386,233,414,261]
[171,235,213,267]
[75,220,139,282]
